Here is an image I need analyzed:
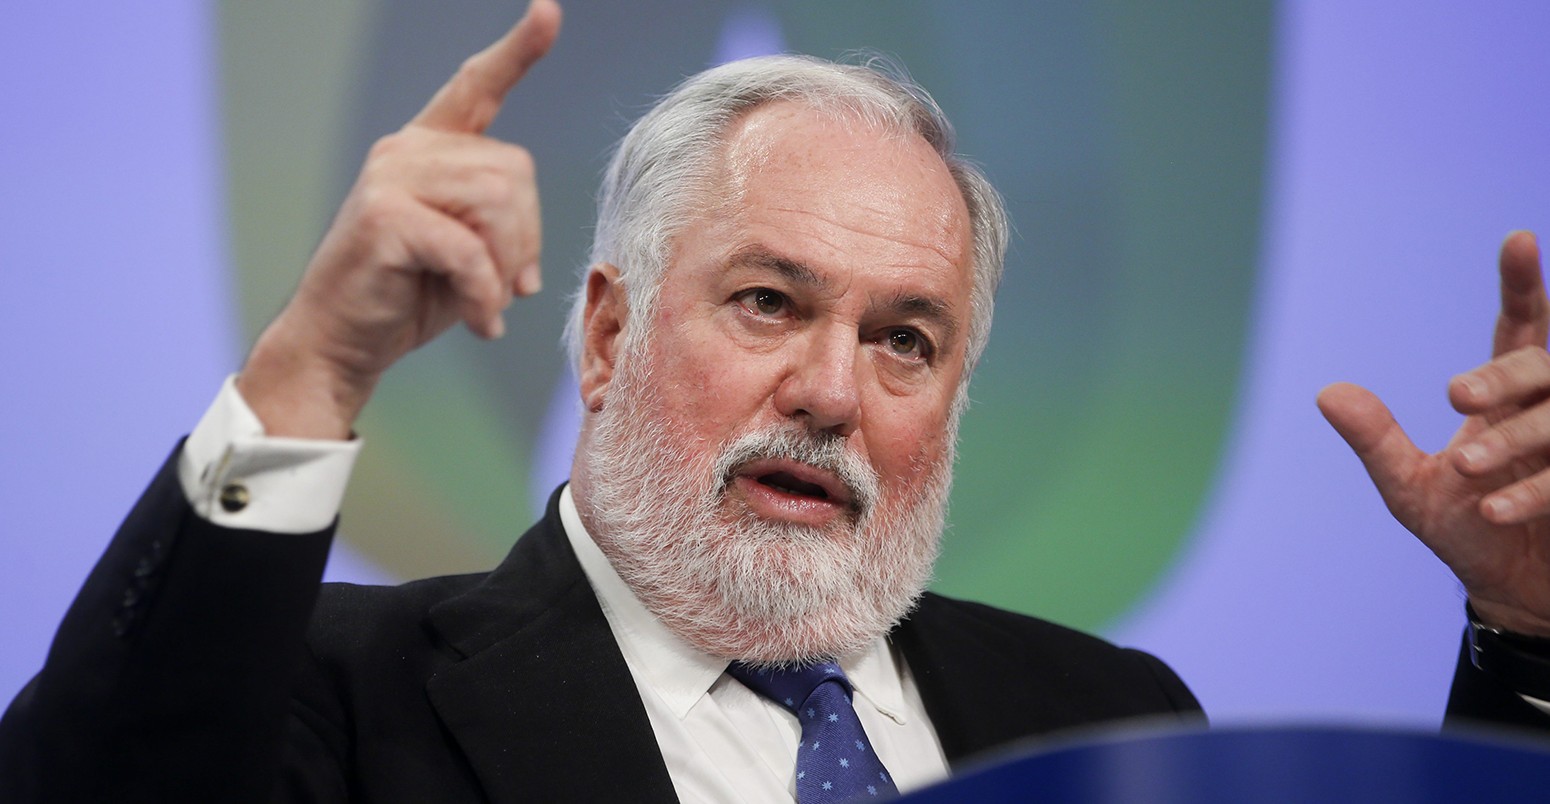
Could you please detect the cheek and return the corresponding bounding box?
[866,410,951,488]
[651,336,772,433]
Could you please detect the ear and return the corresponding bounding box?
[579,263,625,412]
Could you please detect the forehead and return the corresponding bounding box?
[703,101,974,298]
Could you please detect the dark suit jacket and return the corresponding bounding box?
[0,445,1532,802]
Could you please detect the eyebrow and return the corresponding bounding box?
[725,246,827,290]
[873,292,960,347]
[727,244,962,346]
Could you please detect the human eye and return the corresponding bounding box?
[735,287,790,318]
[883,327,932,361]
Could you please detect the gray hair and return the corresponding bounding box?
[564,54,1008,379]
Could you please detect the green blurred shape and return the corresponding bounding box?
[218,1,1272,621]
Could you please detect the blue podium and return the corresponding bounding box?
[899,725,1550,802]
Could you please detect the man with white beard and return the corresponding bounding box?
[8,1,1550,801]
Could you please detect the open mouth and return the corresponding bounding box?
[722,455,865,525]
[731,458,855,512]
[756,471,831,501]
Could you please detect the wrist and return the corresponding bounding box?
[1467,598,1550,639]
[1466,602,1550,700]
[238,320,376,440]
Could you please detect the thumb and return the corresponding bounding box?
[1317,382,1426,517]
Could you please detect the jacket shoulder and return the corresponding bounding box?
[897,592,1203,761]
[910,592,1149,662]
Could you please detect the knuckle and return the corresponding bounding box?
[1486,347,1550,399]
[1500,402,1550,449]
[445,230,488,272]
[1503,345,1550,374]
[351,185,404,232]
[504,145,535,178]
[1495,417,1529,450]
[1519,477,1550,510]
[1528,346,1550,371]
[440,230,474,269]
[471,149,534,208]
[469,168,516,206]
[1523,407,1550,448]
[367,131,409,162]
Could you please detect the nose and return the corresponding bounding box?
[773,327,862,437]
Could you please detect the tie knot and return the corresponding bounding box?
[727,661,853,714]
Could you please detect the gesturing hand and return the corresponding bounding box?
[237,0,562,439]
[1320,231,1550,636]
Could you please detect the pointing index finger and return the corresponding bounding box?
[1492,230,1548,358]
[410,0,562,134]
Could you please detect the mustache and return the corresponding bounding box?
[711,426,881,516]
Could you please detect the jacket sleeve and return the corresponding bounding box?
[1443,632,1550,736]
[0,443,335,803]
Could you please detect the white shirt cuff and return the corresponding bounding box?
[176,375,361,534]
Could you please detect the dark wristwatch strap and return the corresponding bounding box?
[1466,603,1550,701]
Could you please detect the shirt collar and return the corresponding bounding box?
[559,485,913,724]
[561,486,724,718]
[845,634,912,725]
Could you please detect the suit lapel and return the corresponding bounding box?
[893,593,1060,766]
[894,595,996,765]
[423,490,680,803]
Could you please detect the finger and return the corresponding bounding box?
[1453,395,1550,476]
[1492,230,1548,357]
[411,0,563,134]
[1448,345,1550,415]
[1317,382,1427,519]
[388,133,544,295]
[492,194,542,297]
[1478,468,1550,525]
[476,178,541,297]
[399,202,511,339]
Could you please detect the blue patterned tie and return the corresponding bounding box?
[728,661,899,802]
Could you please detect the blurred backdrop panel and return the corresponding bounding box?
[4,0,1548,728]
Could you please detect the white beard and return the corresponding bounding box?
[581,341,955,665]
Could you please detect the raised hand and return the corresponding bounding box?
[236,0,562,439]
[1320,231,1550,635]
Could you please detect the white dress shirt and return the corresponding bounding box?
[557,485,949,801]
[175,378,951,800]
